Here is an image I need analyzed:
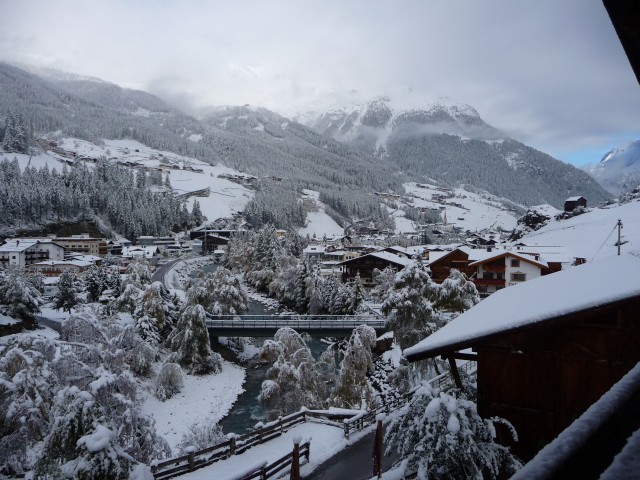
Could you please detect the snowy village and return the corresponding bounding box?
[1,2,640,480]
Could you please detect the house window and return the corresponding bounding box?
[511,259,520,267]
[511,272,526,282]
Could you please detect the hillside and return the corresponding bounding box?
[306,97,612,209]
[521,200,640,261]
[0,63,401,230]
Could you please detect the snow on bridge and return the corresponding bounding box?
[205,314,388,337]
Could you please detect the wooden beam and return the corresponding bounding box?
[447,356,463,389]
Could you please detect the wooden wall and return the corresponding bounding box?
[476,297,640,460]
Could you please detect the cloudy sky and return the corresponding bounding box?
[1,0,639,166]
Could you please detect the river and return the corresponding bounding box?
[193,262,330,435]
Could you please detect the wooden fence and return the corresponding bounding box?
[151,411,319,479]
[232,441,311,480]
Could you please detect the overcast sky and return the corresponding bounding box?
[1,0,639,166]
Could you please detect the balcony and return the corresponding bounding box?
[482,263,505,272]
[474,278,506,287]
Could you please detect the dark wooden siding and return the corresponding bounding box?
[429,249,474,283]
[476,297,640,460]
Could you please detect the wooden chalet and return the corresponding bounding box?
[426,248,476,283]
[469,251,547,295]
[337,250,411,287]
[404,254,640,461]
[199,234,229,253]
[564,196,587,212]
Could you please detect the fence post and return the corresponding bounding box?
[188,448,195,471]
[373,417,383,479]
[344,422,350,439]
[229,435,236,456]
[305,441,311,463]
[290,437,301,480]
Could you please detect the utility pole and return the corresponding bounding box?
[617,219,623,255]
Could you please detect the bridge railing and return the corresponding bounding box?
[205,315,387,330]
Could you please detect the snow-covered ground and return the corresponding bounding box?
[403,182,519,232]
[299,189,344,238]
[522,200,640,261]
[2,137,254,224]
[141,360,246,452]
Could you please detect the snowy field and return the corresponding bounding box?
[298,189,344,238]
[140,360,246,452]
[522,200,640,261]
[403,182,520,232]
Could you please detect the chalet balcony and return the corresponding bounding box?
[474,278,506,287]
[482,264,506,272]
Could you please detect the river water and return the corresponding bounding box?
[193,262,330,435]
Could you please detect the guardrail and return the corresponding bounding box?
[151,410,325,479]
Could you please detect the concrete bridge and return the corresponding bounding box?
[205,314,387,337]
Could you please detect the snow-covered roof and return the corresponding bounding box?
[468,251,548,269]
[30,259,93,267]
[566,196,586,202]
[303,245,326,254]
[404,254,640,360]
[122,246,160,258]
[0,239,40,252]
[368,251,412,267]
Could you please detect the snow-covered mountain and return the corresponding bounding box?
[304,97,611,209]
[588,139,640,196]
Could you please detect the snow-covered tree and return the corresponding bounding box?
[205,268,248,317]
[33,386,106,478]
[0,344,57,474]
[381,263,441,350]
[329,325,378,409]
[62,423,133,480]
[386,383,522,479]
[435,269,480,313]
[177,419,224,454]
[168,304,222,375]
[259,327,326,419]
[0,268,41,328]
[370,266,397,303]
[191,199,205,226]
[344,273,366,314]
[155,362,183,401]
[54,269,81,313]
[84,265,109,303]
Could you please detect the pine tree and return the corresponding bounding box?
[386,384,522,479]
[381,263,441,350]
[191,199,205,226]
[168,304,222,375]
[0,268,42,328]
[345,273,366,314]
[54,270,80,313]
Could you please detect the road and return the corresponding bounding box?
[307,425,402,480]
[37,315,63,333]
[151,259,181,285]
